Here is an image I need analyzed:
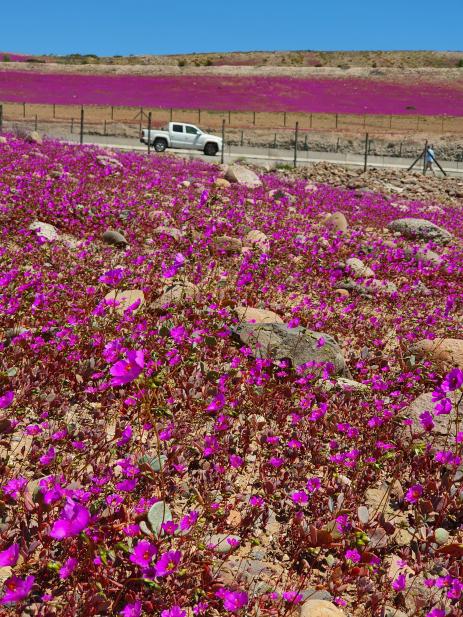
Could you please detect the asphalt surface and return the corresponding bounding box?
[67,133,463,176]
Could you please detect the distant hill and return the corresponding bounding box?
[2,49,463,68]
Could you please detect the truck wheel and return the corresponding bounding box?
[154,138,167,152]
[204,142,218,156]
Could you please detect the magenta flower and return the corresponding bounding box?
[161,607,186,617]
[419,410,434,431]
[59,557,78,579]
[162,252,185,278]
[441,368,463,392]
[229,454,243,468]
[427,610,446,617]
[345,549,361,563]
[39,446,56,466]
[110,350,145,386]
[0,544,19,567]
[306,477,321,492]
[434,397,452,415]
[291,490,309,504]
[130,541,157,568]
[282,591,303,603]
[392,573,406,591]
[120,600,142,617]
[154,550,181,577]
[0,391,14,409]
[216,588,248,612]
[405,484,423,504]
[0,575,34,604]
[2,476,27,501]
[50,499,90,539]
[336,514,352,534]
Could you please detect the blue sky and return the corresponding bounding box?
[3,0,462,55]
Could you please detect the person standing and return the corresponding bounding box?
[425,145,435,175]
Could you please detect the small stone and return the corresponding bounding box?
[435,528,450,545]
[211,236,242,255]
[324,212,348,233]
[300,599,346,617]
[345,257,375,278]
[153,226,184,242]
[26,131,42,145]
[104,289,145,315]
[244,229,270,253]
[234,306,283,324]
[102,230,128,247]
[146,501,172,535]
[150,281,199,311]
[205,533,240,554]
[214,178,231,188]
[29,221,58,241]
[409,338,463,370]
[225,164,262,188]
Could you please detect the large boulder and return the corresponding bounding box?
[409,338,463,370]
[232,323,350,376]
[29,221,58,241]
[388,218,451,244]
[225,165,262,188]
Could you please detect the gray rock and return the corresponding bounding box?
[388,218,451,245]
[102,230,128,247]
[300,589,333,603]
[150,281,199,311]
[231,323,350,376]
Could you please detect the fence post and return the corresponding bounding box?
[198,109,201,124]
[253,111,256,125]
[240,130,243,147]
[71,118,74,134]
[293,121,299,169]
[274,133,277,148]
[170,108,173,121]
[79,107,84,145]
[147,111,152,155]
[104,120,107,135]
[335,113,338,128]
[228,110,231,125]
[23,102,26,118]
[283,112,286,127]
[34,115,38,132]
[309,113,312,129]
[53,104,56,119]
[0,104,3,133]
[363,132,369,172]
[221,119,225,164]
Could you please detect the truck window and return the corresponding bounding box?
[172,124,184,133]
[185,126,198,135]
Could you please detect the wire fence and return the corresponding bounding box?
[1,104,463,175]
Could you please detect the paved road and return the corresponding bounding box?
[67,134,463,177]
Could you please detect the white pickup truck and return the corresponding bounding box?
[140,122,222,156]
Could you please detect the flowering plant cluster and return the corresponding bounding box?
[0,134,462,615]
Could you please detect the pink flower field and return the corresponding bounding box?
[0,133,463,616]
[1,70,463,114]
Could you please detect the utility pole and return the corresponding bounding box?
[79,107,84,145]
[221,119,225,164]
[293,122,299,168]
[147,112,152,155]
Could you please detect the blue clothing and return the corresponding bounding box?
[426,148,435,162]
